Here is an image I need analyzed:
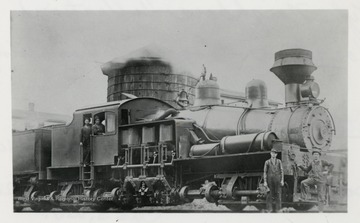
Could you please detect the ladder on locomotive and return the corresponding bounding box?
[79,144,94,189]
[80,165,94,189]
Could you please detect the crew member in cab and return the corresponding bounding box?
[92,116,105,135]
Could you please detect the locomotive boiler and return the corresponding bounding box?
[13,49,346,212]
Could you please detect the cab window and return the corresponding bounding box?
[93,111,116,135]
[106,112,116,133]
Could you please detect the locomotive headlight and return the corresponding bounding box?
[310,82,320,98]
[300,81,320,98]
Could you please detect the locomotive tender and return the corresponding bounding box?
[13,49,346,212]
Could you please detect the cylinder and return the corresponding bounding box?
[220,132,277,154]
[190,143,220,156]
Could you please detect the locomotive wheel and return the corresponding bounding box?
[119,183,135,211]
[120,203,134,211]
[224,204,247,212]
[14,201,23,212]
[30,204,42,212]
[253,203,266,211]
[61,206,80,212]
[179,186,194,203]
[40,203,53,212]
[30,191,42,211]
[292,203,315,211]
[30,190,53,211]
[90,189,111,212]
[204,185,219,203]
[90,204,111,212]
[14,206,23,212]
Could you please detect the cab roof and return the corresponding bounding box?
[75,97,174,112]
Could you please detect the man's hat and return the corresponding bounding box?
[270,148,278,153]
[94,116,100,121]
[312,149,322,155]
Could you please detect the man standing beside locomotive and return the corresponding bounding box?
[263,148,284,213]
[80,118,92,166]
[297,149,334,212]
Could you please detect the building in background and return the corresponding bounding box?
[220,88,281,107]
[12,103,72,131]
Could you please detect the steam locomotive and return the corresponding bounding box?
[13,49,347,212]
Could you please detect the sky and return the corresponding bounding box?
[10,10,348,149]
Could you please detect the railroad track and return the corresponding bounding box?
[19,205,347,213]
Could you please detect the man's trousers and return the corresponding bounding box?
[266,175,282,212]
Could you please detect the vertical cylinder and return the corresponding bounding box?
[285,84,301,104]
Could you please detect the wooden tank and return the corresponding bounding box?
[102,57,198,108]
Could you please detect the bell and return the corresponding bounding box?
[178,90,189,101]
[176,90,189,107]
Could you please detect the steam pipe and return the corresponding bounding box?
[152,108,179,121]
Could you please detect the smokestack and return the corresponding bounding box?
[270,49,317,105]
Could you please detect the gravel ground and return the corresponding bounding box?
[19,198,347,213]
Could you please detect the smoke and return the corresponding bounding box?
[101,43,201,78]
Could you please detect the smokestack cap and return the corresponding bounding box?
[270,49,317,84]
[274,49,313,60]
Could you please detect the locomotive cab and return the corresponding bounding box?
[47,98,175,180]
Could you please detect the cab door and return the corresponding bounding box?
[92,111,118,165]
